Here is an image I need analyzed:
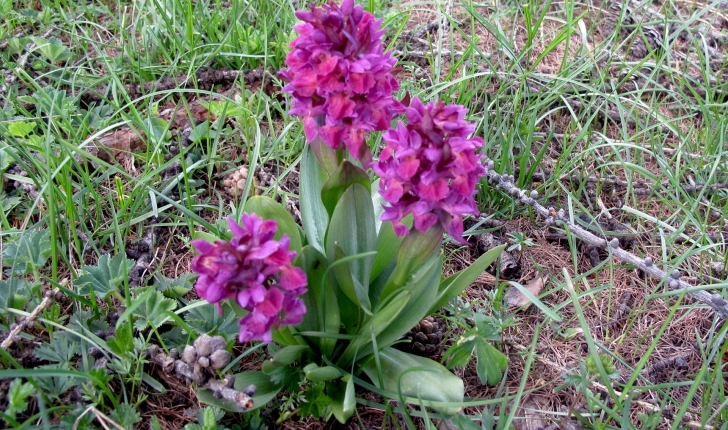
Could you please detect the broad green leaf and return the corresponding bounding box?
[0,0,10,14]
[362,347,464,415]
[304,364,341,382]
[143,117,171,143]
[7,121,36,138]
[309,136,338,175]
[332,244,372,315]
[370,253,442,354]
[326,184,377,289]
[299,145,329,254]
[0,277,32,314]
[328,374,356,423]
[293,246,331,352]
[75,254,135,299]
[245,196,302,251]
[475,338,508,386]
[378,225,442,302]
[5,379,34,418]
[34,337,77,365]
[153,273,194,298]
[321,160,370,218]
[2,227,53,275]
[183,301,239,339]
[198,371,282,412]
[0,146,17,174]
[270,345,309,366]
[191,230,220,245]
[369,219,404,285]
[428,244,507,314]
[133,291,177,330]
[338,290,410,366]
[32,37,72,62]
[8,37,30,55]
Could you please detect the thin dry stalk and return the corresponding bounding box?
[486,160,728,318]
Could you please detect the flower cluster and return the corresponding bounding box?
[190,215,307,343]
[373,97,486,242]
[279,0,404,163]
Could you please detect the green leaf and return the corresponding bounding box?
[309,136,339,175]
[245,196,302,252]
[32,37,71,62]
[320,160,370,218]
[154,273,194,298]
[474,338,508,386]
[133,291,177,330]
[299,145,329,254]
[198,371,282,413]
[2,227,53,275]
[0,0,10,14]
[143,117,171,143]
[370,253,442,355]
[5,379,35,418]
[328,374,355,423]
[338,290,410,366]
[0,277,32,314]
[369,219,404,284]
[262,345,309,374]
[75,254,135,299]
[362,347,464,415]
[184,301,239,339]
[8,37,30,55]
[378,226,442,302]
[107,323,135,356]
[428,244,507,315]
[332,244,372,315]
[0,146,17,175]
[34,337,77,365]
[326,183,377,289]
[304,364,341,382]
[7,121,36,138]
[108,403,142,429]
[293,246,333,353]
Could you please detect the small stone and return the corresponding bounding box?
[671,270,681,279]
[183,345,197,364]
[610,238,620,249]
[198,356,210,368]
[558,209,566,218]
[194,334,214,357]
[530,190,539,199]
[669,279,679,288]
[644,257,653,266]
[210,350,231,370]
[209,336,227,352]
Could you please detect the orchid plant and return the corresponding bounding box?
[191,0,505,421]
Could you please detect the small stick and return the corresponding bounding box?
[1,279,67,349]
[486,161,728,317]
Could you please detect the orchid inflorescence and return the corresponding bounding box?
[191,0,490,344]
[190,215,307,343]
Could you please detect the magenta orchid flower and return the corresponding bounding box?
[279,0,404,164]
[190,214,307,343]
[373,97,487,242]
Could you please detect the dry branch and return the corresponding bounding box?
[1,280,67,349]
[485,160,728,318]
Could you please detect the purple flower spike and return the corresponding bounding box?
[190,214,307,343]
[373,97,487,243]
[279,0,405,164]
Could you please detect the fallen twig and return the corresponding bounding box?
[486,160,728,318]
[1,279,67,349]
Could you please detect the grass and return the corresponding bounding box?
[1,0,728,428]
